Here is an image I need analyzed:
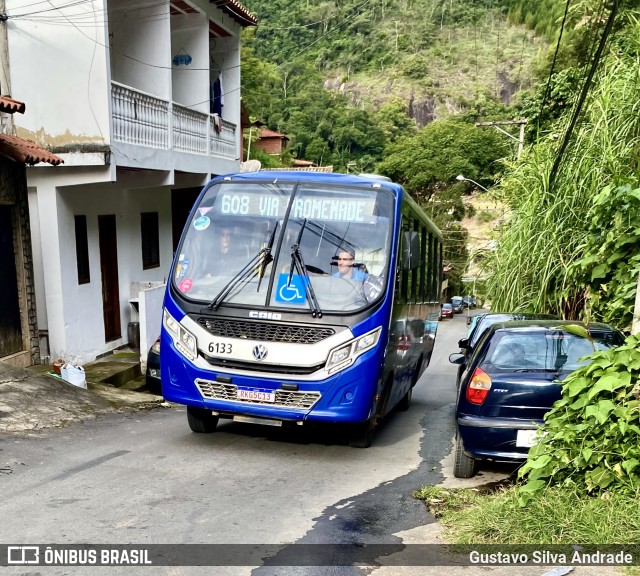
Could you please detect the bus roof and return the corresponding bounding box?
[214,170,402,190]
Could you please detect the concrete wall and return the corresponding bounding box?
[171,13,209,113]
[139,283,166,369]
[6,0,111,147]
[29,180,173,364]
[108,0,171,99]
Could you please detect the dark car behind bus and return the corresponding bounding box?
[449,320,624,478]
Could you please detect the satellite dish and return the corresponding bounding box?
[240,160,262,173]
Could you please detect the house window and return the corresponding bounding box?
[74,215,90,284]
[141,212,160,269]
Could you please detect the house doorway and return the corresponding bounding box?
[98,215,121,342]
[0,205,23,357]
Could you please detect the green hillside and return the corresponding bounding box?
[242,0,545,125]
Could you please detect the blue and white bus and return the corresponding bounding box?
[161,171,442,447]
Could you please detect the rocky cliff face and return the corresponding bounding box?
[323,69,523,128]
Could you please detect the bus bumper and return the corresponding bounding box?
[161,340,379,424]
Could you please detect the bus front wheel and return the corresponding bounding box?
[396,387,412,412]
[348,418,376,448]
[187,406,219,433]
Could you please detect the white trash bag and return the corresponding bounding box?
[61,364,87,389]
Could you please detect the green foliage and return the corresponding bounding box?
[419,481,640,545]
[375,117,505,288]
[376,118,508,203]
[518,335,640,505]
[439,221,469,294]
[245,147,286,169]
[515,67,584,141]
[572,184,640,331]
[476,209,495,223]
[486,26,640,320]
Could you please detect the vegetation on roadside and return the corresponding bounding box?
[517,334,640,502]
[415,484,640,545]
[485,11,640,328]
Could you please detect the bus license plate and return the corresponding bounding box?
[237,388,276,403]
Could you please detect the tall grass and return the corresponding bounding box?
[417,485,640,545]
[485,25,640,318]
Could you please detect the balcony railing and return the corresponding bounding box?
[111,82,237,160]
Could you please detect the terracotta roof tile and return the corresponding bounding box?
[0,134,63,166]
[259,128,289,140]
[0,96,26,114]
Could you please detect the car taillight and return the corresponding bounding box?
[466,367,492,405]
[397,334,411,352]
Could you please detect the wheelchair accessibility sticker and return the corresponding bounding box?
[275,273,308,304]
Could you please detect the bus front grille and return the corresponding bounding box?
[197,318,335,344]
[195,379,321,410]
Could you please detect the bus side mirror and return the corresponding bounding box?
[449,353,465,365]
[458,337,469,349]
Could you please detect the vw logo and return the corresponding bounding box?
[252,344,268,361]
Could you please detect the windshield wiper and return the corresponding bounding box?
[256,222,279,293]
[208,249,266,311]
[288,219,322,318]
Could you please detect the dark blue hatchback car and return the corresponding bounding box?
[449,320,624,478]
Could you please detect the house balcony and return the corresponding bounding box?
[110,82,238,174]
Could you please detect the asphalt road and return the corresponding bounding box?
[0,311,513,575]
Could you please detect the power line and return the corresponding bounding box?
[272,0,371,70]
[548,0,620,189]
[537,0,571,136]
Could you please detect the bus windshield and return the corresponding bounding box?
[173,179,394,313]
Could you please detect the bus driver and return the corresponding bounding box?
[332,247,368,281]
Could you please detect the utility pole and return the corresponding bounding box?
[475,119,527,159]
[0,0,14,135]
[0,0,10,96]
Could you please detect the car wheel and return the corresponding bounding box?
[348,418,376,448]
[396,386,412,412]
[453,434,478,478]
[187,406,219,433]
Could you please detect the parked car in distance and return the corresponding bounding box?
[451,296,463,314]
[455,312,560,389]
[146,337,161,394]
[449,320,624,478]
[462,295,476,308]
[441,303,454,319]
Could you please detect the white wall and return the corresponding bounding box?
[108,0,171,99]
[27,188,47,331]
[139,284,166,368]
[171,13,209,113]
[51,184,172,363]
[6,0,111,145]
[210,35,241,129]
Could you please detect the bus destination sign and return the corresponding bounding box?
[215,192,377,223]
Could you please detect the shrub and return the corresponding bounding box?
[517,334,640,505]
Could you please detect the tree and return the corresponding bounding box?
[377,118,508,202]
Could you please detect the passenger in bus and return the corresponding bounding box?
[332,248,368,281]
[193,226,246,279]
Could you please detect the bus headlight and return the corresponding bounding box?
[164,309,198,361]
[328,344,352,369]
[326,328,381,373]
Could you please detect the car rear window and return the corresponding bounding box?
[484,330,619,372]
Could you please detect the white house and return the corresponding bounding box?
[4,0,256,365]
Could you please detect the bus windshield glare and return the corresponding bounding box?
[174,180,394,313]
